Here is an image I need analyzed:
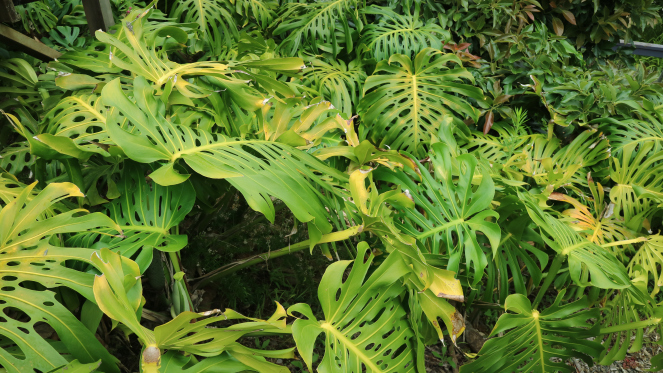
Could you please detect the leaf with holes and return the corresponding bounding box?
[273,0,362,57]
[102,76,348,240]
[0,142,35,176]
[460,291,603,373]
[154,304,293,362]
[68,163,194,272]
[0,182,119,373]
[39,94,115,159]
[610,142,663,222]
[301,58,366,117]
[375,143,500,287]
[96,9,241,99]
[170,0,238,53]
[289,242,420,373]
[360,6,449,62]
[521,192,631,289]
[358,48,483,157]
[598,282,662,365]
[628,234,663,296]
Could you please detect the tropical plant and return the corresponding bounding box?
[1,0,663,371]
[359,48,484,157]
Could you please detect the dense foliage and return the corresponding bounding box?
[1,0,663,372]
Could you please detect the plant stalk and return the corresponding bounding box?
[193,225,361,289]
[532,253,565,309]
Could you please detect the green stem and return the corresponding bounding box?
[168,251,181,272]
[600,317,661,335]
[35,158,47,189]
[193,226,361,289]
[470,301,504,311]
[62,158,85,207]
[532,254,565,309]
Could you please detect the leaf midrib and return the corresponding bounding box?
[532,311,545,373]
[320,322,381,372]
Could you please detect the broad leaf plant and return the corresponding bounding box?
[0,0,663,372]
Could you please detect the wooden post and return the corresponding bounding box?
[81,0,115,34]
[0,24,62,61]
[1,0,20,23]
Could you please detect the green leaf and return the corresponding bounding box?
[68,163,194,272]
[47,360,101,372]
[610,142,663,222]
[628,235,663,296]
[233,0,277,29]
[359,48,483,157]
[170,0,239,52]
[95,12,245,99]
[91,248,146,336]
[598,283,661,365]
[101,76,347,237]
[261,97,358,149]
[598,112,663,153]
[154,304,292,359]
[40,94,113,159]
[552,17,564,36]
[273,0,362,57]
[301,58,366,117]
[0,59,43,113]
[55,74,101,91]
[376,143,500,287]
[289,242,419,373]
[521,192,631,289]
[415,288,465,344]
[360,6,450,61]
[0,141,35,176]
[521,131,610,193]
[158,351,264,373]
[0,182,119,373]
[56,41,123,73]
[488,199,548,303]
[460,291,603,373]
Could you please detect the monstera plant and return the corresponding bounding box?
[1,0,663,372]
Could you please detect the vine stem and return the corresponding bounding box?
[532,253,565,309]
[193,225,361,290]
